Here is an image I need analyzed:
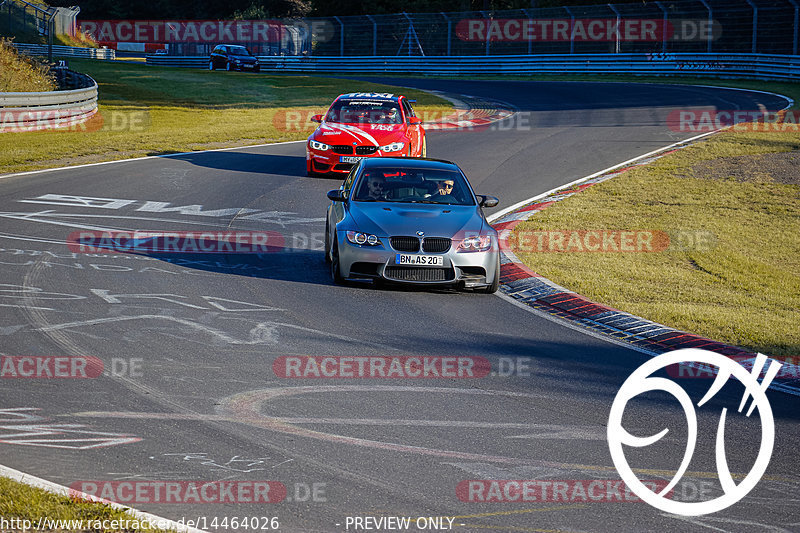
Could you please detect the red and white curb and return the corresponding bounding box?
[423,91,516,130]
[488,135,800,397]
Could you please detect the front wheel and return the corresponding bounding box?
[208,61,214,70]
[324,220,331,263]
[479,255,500,294]
[253,66,261,73]
[226,62,232,71]
[330,235,344,284]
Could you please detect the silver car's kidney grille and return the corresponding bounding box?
[331,145,353,154]
[384,266,452,282]
[422,237,451,253]
[390,236,420,252]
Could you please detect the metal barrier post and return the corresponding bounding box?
[655,1,668,53]
[440,12,451,56]
[564,6,575,54]
[745,0,757,53]
[47,10,54,63]
[523,9,533,54]
[480,10,490,55]
[608,3,621,53]
[333,16,344,56]
[366,15,376,56]
[790,0,799,55]
[699,0,713,53]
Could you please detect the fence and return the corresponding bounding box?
[104,0,800,58]
[12,42,115,59]
[146,53,800,81]
[307,0,798,57]
[0,0,50,41]
[0,68,98,132]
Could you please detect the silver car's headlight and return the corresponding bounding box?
[310,140,330,151]
[380,142,405,152]
[457,235,493,253]
[347,231,380,246]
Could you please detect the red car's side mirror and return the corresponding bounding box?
[310,114,323,123]
[408,117,422,125]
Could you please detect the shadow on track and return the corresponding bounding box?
[170,151,308,177]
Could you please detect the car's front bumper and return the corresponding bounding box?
[336,232,499,288]
[307,147,408,174]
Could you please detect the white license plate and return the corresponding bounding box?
[340,156,364,163]
[395,254,444,266]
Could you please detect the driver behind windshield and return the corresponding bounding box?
[354,169,473,205]
[326,101,402,124]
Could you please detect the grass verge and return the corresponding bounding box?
[0,39,56,92]
[0,476,174,532]
[0,59,454,174]
[511,80,800,358]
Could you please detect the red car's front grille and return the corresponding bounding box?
[331,145,353,154]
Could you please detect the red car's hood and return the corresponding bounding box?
[311,122,406,146]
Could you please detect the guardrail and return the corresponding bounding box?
[146,53,800,81]
[0,70,98,132]
[12,42,115,60]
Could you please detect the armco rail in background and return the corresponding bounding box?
[12,42,115,60]
[0,70,98,132]
[147,53,800,81]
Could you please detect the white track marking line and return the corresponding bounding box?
[0,140,307,180]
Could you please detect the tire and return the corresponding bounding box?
[253,66,261,73]
[226,62,232,71]
[324,220,331,263]
[208,60,214,70]
[479,255,500,294]
[330,235,345,284]
[421,136,427,158]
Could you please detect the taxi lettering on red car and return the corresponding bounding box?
[306,93,427,177]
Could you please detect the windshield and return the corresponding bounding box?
[228,46,252,56]
[326,100,402,124]
[353,168,475,205]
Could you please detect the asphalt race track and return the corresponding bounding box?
[0,79,798,532]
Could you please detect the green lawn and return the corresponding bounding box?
[0,476,174,532]
[511,83,800,357]
[0,59,454,174]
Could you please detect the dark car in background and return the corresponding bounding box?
[209,44,260,72]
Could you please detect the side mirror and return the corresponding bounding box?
[408,117,422,125]
[311,114,323,123]
[478,195,499,208]
[327,189,347,202]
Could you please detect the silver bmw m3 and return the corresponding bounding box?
[325,157,500,293]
